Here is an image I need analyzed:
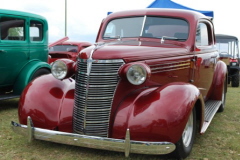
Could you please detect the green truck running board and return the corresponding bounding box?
[0,94,19,101]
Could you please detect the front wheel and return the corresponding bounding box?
[172,107,196,159]
[31,68,50,81]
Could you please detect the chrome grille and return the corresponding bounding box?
[73,59,124,137]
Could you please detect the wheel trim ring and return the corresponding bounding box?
[182,111,193,147]
[221,84,226,108]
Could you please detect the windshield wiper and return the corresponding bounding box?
[160,36,186,43]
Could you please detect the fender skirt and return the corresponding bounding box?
[18,74,75,133]
[112,82,201,143]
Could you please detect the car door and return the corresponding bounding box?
[193,20,218,100]
[29,18,48,62]
[0,15,29,87]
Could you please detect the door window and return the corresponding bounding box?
[196,23,209,46]
[0,17,25,41]
[30,20,43,41]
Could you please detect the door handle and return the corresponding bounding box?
[0,50,6,53]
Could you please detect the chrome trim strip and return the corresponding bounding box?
[140,15,147,36]
[149,60,191,73]
[151,66,190,73]
[151,63,190,71]
[149,60,190,67]
[11,117,176,157]
[79,84,117,87]
[75,94,113,100]
[78,58,124,64]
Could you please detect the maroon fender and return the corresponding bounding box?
[209,60,227,100]
[18,74,75,132]
[111,82,200,143]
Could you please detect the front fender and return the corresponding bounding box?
[13,60,51,94]
[18,74,75,132]
[112,82,200,143]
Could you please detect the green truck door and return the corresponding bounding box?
[0,15,29,86]
[29,19,48,62]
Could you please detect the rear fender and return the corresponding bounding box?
[209,60,227,100]
[112,82,201,143]
[13,60,50,94]
[18,74,75,132]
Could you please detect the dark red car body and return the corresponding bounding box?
[12,9,227,159]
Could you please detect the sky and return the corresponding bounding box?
[1,0,239,44]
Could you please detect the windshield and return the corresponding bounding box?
[49,45,78,52]
[103,16,189,41]
[216,38,239,59]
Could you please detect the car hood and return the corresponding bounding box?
[49,51,76,54]
[80,39,190,62]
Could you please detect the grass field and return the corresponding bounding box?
[0,87,239,160]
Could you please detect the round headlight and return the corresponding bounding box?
[51,60,68,80]
[127,64,147,85]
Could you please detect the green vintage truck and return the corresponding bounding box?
[0,9,51,100]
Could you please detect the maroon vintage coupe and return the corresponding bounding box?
[12,8,227,159]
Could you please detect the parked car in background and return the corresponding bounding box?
[0,9,50,101]
[216,34,239,87]
[12,9,227,159]
[48,38,92,64]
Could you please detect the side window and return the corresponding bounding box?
[196,23,209,46]
[0,17,25,41]
[30,20,43,41]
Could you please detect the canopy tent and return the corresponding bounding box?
[147,0,214,18]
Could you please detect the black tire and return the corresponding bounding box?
[172,107,196,159]
[227,76,230,84]
[231,71,239,87]
[31,68,50,81]
[218,77,227,112]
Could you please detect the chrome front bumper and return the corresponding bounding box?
[11,116,176,157]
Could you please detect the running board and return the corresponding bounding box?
[200,100,222,134]
[0,94,20,101]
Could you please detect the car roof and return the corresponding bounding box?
[0,8,46,21]
[215,34,238,41]
[105,8,207,22]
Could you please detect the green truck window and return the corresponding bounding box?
[30,20,43,41]
[0,17,25,41]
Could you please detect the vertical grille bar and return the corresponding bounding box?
[73,59,124,137]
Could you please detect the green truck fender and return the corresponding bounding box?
[13,60,51,95]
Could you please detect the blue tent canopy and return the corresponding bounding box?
[147,0,214,18]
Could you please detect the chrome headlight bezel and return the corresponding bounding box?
[51,60,68,80]
[126,64,147,85]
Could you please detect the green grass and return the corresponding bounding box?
[0,87,240,160]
